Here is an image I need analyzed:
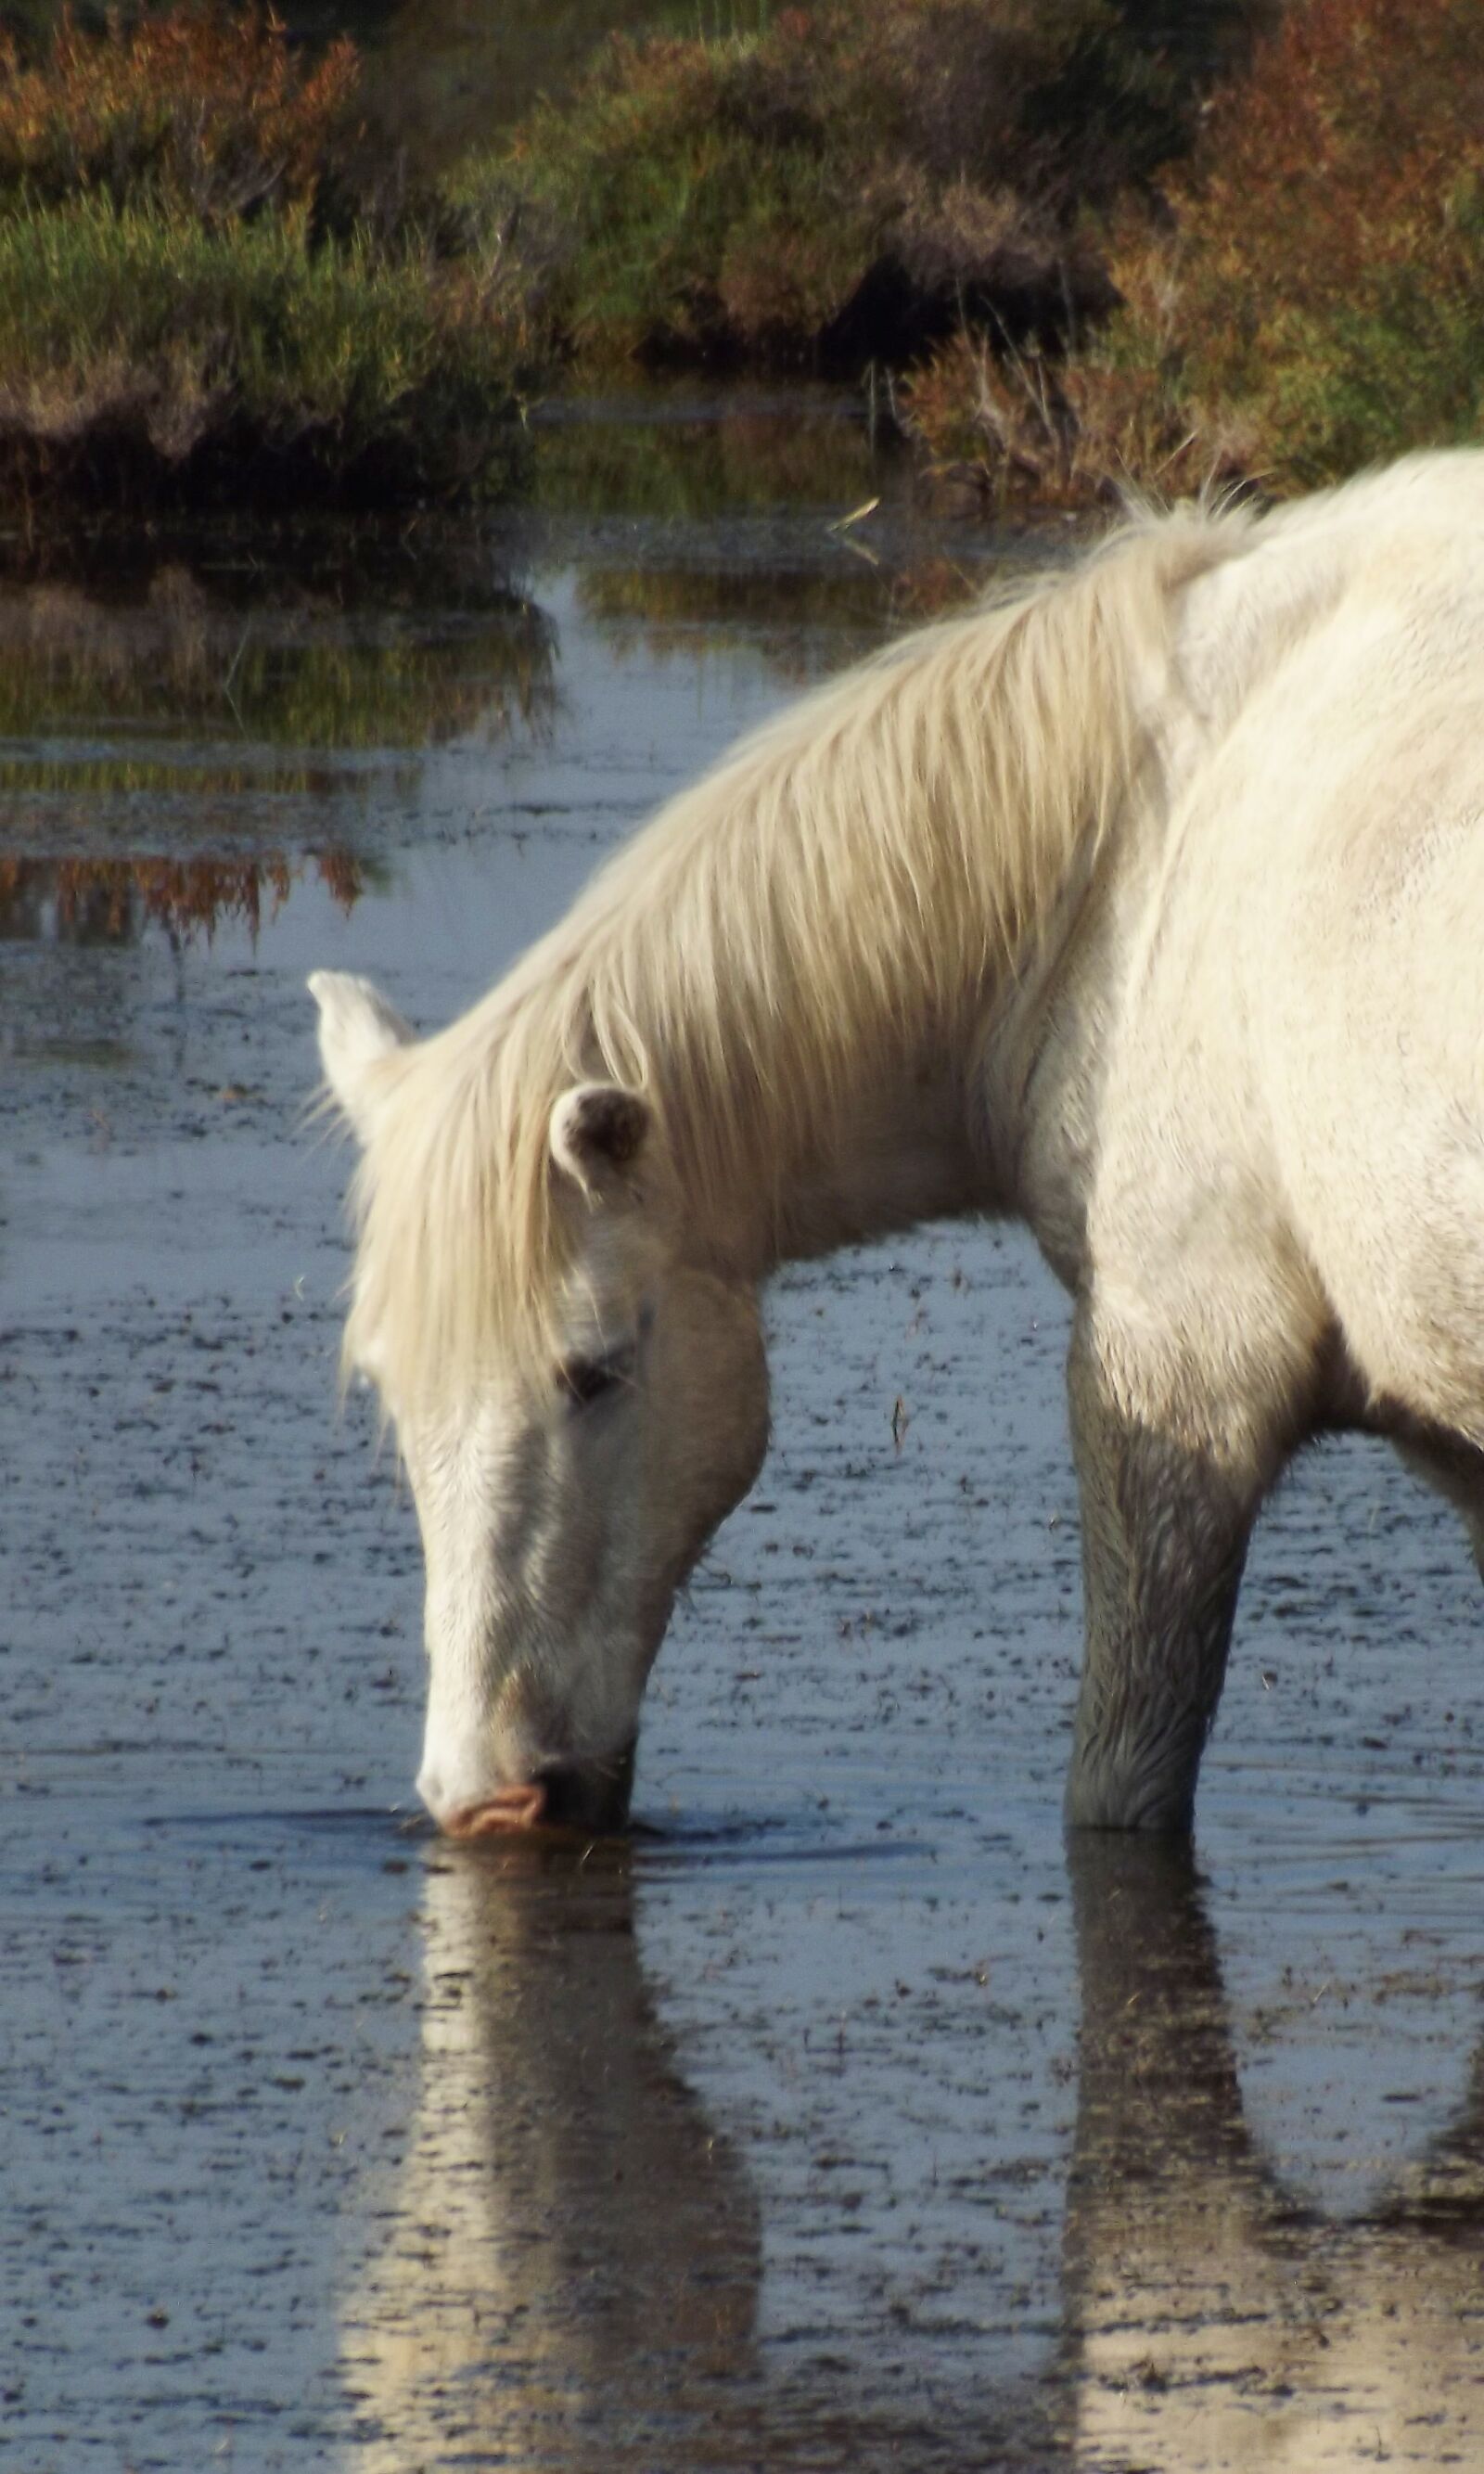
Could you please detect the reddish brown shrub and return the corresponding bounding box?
[1149,0,1484,481]
[0,6,362,224]
[906,0,1484,503]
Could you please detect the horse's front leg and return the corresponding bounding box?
[1063,1305,1269,1833]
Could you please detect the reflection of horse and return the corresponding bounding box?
[316,453,1484,1839]
[340,1846,1484,2467]
[339,1848,762,2470]
[1065,1842,1484,2468]
[339,1848,1065,2469]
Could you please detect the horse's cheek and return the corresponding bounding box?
[649,1284,769,1585]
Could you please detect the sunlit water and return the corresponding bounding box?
[4,401,1484,2470]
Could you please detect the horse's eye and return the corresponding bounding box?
[558,1348,633,1410]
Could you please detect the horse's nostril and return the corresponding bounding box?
[537,1763,597,1827]
[537,1741,637,1832]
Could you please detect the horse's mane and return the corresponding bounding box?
[344,496,1252,1402]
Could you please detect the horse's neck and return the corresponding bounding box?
[668,471,1476,1290]
[669,920,1087,1284]
[617,529,1243,1285]
[763,1063,987,1266]
[654,827,1117,1285]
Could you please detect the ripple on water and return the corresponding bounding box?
[5,420,1484,2470]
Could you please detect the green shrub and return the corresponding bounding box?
[0,6,544,508]
[0,196,531,504]
[903,0,1484,503]
[464,0,1194,369]
[0,5,361,224]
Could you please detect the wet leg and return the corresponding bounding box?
[1063,1307,1272,1833]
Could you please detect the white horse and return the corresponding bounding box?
[313,450,1484,1839]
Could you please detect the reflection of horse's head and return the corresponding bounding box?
[339,1843,761,2471]
[1064,1838,1484,2470]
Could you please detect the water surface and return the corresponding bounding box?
[4,401,1484,2470]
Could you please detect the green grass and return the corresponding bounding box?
[0,6,548,511]
[0,196,535,505]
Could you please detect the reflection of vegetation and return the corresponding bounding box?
[0,6,540,509]
[535,389,1027,677]
[0,544,557,800]
[533,394,885,519]
[574,559,959,684]
[0,848,364,943]
[578,555,1043,685]
[0,533,556,940]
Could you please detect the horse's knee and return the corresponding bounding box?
[1065,1712,1204,1834]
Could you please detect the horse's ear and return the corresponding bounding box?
[549,1082,651,1194]
[310,970,414,1143]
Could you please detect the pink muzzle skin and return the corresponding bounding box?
[446,1782,549,1836]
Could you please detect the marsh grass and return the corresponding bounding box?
[0,196,533,503]
[0,6,540,508]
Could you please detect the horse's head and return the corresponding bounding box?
[312,970,769,1837]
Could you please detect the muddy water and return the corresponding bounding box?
[5,406,1484,2470]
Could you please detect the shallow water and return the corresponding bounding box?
[5,404,1484,2470]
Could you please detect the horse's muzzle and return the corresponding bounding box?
[447,1741,636,1839]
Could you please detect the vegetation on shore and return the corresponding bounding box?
[479,0,1483,506]
[463,0,1240,373]
[0,6,539,508]
[4,0,1479,513]
[902,0,1484,501]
